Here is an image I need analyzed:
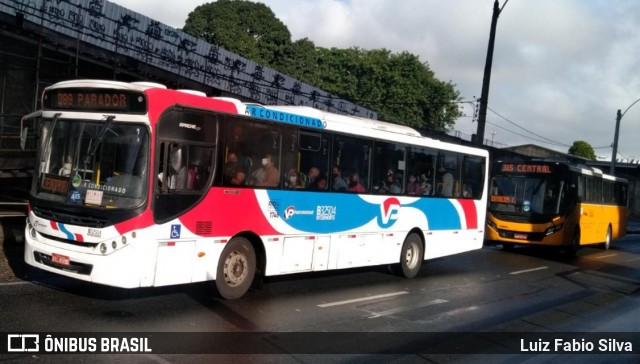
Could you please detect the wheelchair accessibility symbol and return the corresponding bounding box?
[170,224,181,239]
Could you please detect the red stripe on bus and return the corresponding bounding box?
[457,199,478,230]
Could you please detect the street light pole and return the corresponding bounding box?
[475,0,508,146]
[611,97,640,175]
[611,109,621,175]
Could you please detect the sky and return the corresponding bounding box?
[110,0,640,162]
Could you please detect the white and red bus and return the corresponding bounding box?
[22,79,489,299]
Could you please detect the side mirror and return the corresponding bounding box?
[20,110,42,151]
[20,126,28,151]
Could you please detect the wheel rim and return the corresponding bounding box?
[223,251,248,287]
[605,228,611,249]
[405,242,420,269]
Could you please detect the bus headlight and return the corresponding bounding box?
[545,224,563,236]
[486,218,498,231]
[28,223,37,239]
[100,243,107,254]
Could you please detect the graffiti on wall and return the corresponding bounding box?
[0,0,376,119]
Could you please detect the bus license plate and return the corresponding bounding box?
[514,233,528,240]
[51,253,70,266]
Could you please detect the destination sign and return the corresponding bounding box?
[490,195,516,204]
[43,88,147,113]
[500,163,553,174]
[40,173,69,197]
[246,105,325,129]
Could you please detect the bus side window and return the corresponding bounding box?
[244,123,282,188]
[188,145,213,190]
[436,152,461,197]
[462,155,485,199]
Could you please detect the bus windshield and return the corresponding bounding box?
[490,175,563,216]
[33,118,149,209]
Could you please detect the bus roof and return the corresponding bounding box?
[42,79,487,158]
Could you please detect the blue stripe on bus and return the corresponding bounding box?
[57,223,75,240]
[266,191,461,233]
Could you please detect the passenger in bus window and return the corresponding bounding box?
[406,174,421,195]
[252,154,280,187]
[347,172,366,193]
[463,185,473,198]
[373,179,387,194]
[223,150,247,186]
[231,125,249,157]
[163,145,192,190]
[285,169,304,189]
[384,172,401,194]
[306,173,327,191]
[391,178,402,194]
[315,175,328,191]
[307,166,321,190]
[331,166,347,192]
[438,166,454,197]
[419,173,431,191]
[421,181,433,196]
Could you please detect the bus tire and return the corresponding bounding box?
[215,237,256,300]
[564,230,580,257]
[399,233,424,278]
[603,225,612,250]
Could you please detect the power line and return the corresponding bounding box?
[486,120,568,148]
[487,106,570,147]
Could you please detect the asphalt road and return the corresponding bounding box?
[2,218,640,363]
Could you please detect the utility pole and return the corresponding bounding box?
[610,109,621,175]
[475,0,508,146]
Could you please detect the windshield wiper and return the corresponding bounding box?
[42,112,62,163]
[84,115,115,166]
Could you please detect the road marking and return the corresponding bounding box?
[368,299,448,318]
[509,266,548,275]
[317,291,409,308]
[596,254,618,259]
[0,281,30,286]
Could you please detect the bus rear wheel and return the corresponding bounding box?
[216,237,256,300]
[603,225,612,250]
[397,233,424,278]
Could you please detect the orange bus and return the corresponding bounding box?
[486,161,628,255]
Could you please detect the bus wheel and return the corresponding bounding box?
[603,225,612,250]
[216,237,256,300]
[564,230,580,257]
[399,233,424,278]
[502,243,515,251]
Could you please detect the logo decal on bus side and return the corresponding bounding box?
[379,198,401,227]
[284,206,296,220]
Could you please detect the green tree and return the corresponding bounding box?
[182,0,462,131]
[183,0,291,65]
[568,141,597,160]
[310,48,461,131]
